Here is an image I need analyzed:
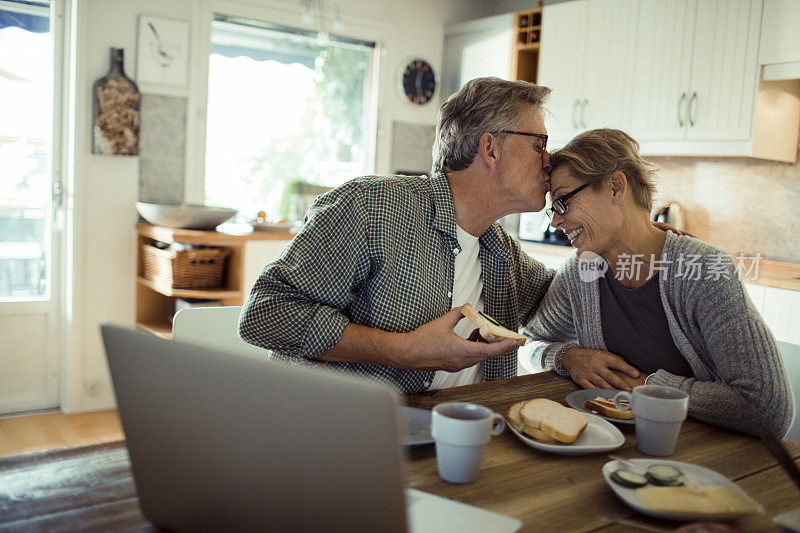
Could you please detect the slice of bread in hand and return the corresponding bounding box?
[462,303,527,343]
[506,401,558,443]
[519,398,588,444]
[584,398,634,420]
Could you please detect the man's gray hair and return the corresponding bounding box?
[431,77,551,173]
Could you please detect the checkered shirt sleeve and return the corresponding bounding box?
[239,173,555,394]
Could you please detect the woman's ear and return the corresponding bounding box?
[477,132,500,169]
[609,171,628,205]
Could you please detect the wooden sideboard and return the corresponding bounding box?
[135,223,293,339]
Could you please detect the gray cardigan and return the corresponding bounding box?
[523,231,792,437]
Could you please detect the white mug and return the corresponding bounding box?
[614,385,689,456]
[430,402,505,484]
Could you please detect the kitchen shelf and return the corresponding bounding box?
[516,43,540,51]
[135,319,173,340]
[137,276,242,299]
[135,223,295,340]
[511,3,543,83]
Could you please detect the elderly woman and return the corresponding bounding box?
[522,128,791,437]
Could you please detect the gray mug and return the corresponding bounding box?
[614,385,689,456]
[431,402,505,483]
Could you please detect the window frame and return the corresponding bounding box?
[185,0,385,205]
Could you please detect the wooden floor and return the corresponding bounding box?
[0,409,124,458]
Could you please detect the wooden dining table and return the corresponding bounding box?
[1,371,798,532]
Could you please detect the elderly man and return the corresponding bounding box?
[239,77,555,393]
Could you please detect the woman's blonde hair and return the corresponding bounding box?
[549,129,657,210]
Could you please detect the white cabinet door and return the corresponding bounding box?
[582,0,638,132]
[744,282,767,314]
[628,0,696,140]
[762,286,800,344]
[687,0,762,140]
[538,0,588,147]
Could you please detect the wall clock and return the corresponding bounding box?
[401,58,436,105]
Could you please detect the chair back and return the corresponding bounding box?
[172,306,270,360]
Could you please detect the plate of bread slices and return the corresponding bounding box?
[506,398,624,455]
[565,389,635,425]
[603,458,764,520]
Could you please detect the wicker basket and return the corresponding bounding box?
[141,243,230,289]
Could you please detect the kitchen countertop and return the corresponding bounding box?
[519,240,800,292]
[137,222,296,245]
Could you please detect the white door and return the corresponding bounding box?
[686,0,762,140]
[628,0,696,140]
[537,0,588,148]
[582,0,638,132]
[0,0,62,414]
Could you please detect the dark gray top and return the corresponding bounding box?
[523,231,792,437]
[599,269,693,377]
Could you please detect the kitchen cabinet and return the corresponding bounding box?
[537,0,638,147]
[761,286,800,345]
[135,224,291,339]
[629,0,765,153]
[629,0,762,142]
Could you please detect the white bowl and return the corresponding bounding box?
[136,202,237,230]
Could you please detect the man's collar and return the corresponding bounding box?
[430,171,458,239]
[429,171,508,259]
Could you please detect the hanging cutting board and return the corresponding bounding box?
[92,47,140,155]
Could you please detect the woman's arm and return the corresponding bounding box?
[650,260,792,437]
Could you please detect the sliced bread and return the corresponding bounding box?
[462,304,527,343]
[584,398,634,420]
[506,401,558,443]
[519,398,588,444]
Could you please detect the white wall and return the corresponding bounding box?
[65,0,491,411]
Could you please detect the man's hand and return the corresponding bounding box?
[398,306,525,372]
[561,347,641,390]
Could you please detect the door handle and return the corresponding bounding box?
[677,93,686,128]
[572,99,580,130]
[581,99,589,129]
[688,92,697,127]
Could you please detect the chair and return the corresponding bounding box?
[779,341,800,441]
[172,306,271,360]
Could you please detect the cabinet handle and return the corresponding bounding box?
[581,99,589,129]
[572,99,580,130]
[677,93,686,127]
[688,92,697,127]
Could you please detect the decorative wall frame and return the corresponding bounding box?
[136,15,189,88]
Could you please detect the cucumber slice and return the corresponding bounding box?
[645,474,684,487]
[610,469,648,488]
[646,464,682,484]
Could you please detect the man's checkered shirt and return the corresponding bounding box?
[239,172,554,394]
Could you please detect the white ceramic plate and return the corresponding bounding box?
[400,406,433,446]
[508,412,624,455]
[565,389,635,426]
[250,221,296,233]
[602,459,758,521]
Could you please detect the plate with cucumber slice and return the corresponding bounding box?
[602,459,764,521]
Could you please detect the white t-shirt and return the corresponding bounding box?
[428,224,485,391]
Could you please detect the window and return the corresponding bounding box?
[0,0,52,299]
[204,15,377,223]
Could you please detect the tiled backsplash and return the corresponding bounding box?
[138,94,187,204]
[650,152,800,264]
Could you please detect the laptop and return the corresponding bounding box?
[101,324,521,533]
